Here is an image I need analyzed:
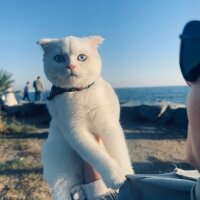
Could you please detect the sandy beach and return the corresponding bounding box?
[0,106,193,199]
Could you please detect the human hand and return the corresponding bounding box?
[71,184,86,200]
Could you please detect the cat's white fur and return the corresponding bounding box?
[38,36,133,200]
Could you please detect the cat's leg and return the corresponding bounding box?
[42,121,84,200]
[58,123,126,190]
[97,121,134,175]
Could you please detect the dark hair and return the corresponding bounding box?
[180,20,200,81]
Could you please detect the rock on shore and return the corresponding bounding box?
[120,104,188,128]
[2,102,51,123]
[2,102,188,128]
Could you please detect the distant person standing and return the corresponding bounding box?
[23,81,31,101]
[33,76,44,101]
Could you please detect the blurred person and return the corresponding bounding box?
[33,76,44,101]
[23,81,31,101]
[180,20,200,172]
[179,20,200,200]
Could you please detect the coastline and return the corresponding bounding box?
[4,102,188,129]
[15,85,189,107]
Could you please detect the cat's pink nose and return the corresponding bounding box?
[67,64,75,70]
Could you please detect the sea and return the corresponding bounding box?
[115,85,189,106]
[16,86,189,106]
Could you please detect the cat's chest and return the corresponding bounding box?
[47,91,100,118]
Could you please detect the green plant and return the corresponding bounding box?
[0,159,26,171]
[0,69,14,93]
[0,118,36,134]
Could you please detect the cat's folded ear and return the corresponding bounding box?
[37,38,57,51]
[86,36,104,49]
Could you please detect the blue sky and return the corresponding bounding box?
[0,0,200,90]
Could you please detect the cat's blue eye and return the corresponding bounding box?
[54,55,65,63]
[77,54,87,62]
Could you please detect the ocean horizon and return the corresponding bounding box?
[115,85,189,106]
[16,85,189,106]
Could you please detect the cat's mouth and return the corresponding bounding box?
[68,71,78,77]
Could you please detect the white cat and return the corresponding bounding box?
[38,36,133,200]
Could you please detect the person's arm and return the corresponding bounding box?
[71,137,114,200]
[83,137,105,183]
[82,137,114,200]
[186,77,200,171]
[83,136,106,183]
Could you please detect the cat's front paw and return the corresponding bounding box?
[71,184,86,200]
[103,164,126,190]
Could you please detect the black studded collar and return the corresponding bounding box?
[47,82,95,100]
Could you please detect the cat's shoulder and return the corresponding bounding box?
[95,78,114,91]
[94,78,117,99]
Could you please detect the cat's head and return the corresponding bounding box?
[37,36,104,88]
